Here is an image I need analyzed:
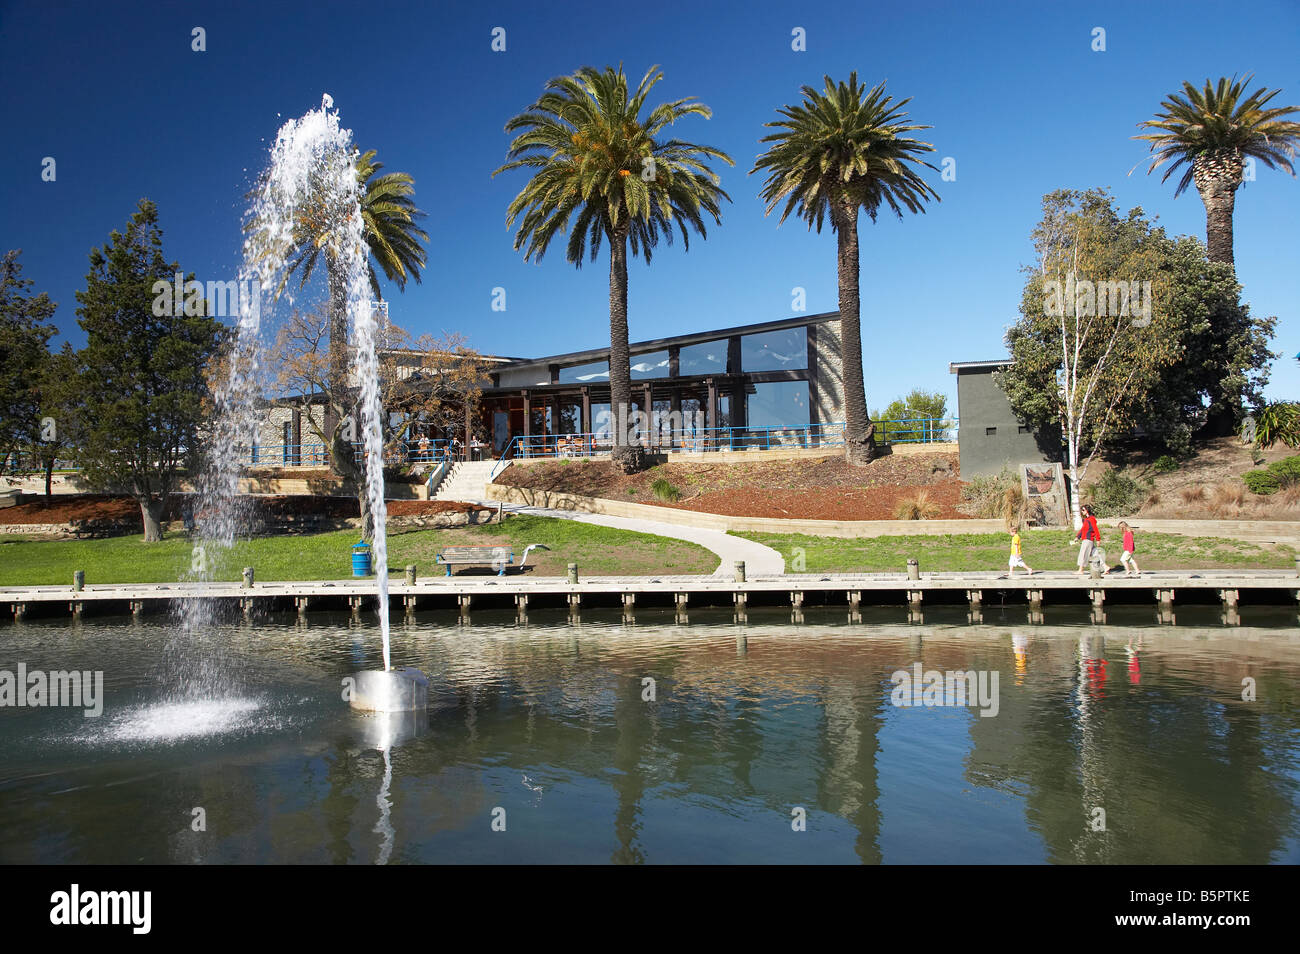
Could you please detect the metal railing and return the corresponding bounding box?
[238,440,452,468]
[488,417,956,478]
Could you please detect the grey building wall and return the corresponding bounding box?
[808,319,844,426]
[955,367,1058,477]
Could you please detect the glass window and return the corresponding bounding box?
[630,351,670,379]
[558,361,609,384]
[741,328,806,372]
[747,381,810,427]
[678,341,727,376]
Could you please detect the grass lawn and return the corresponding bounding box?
[0,514,716,587]
[734,530,1297,573]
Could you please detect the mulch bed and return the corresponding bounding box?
[2,495,489,529]
[496,452,971,521]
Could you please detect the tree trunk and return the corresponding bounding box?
[1194,156,1241,267]
[607,226,644,472]
[140,495,167,542]
[44,454,54,498]
[327,253,350,399]
[834,200,876,466]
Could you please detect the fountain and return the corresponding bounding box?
[194,94,426,712]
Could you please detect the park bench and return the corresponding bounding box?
[436,545,514,576]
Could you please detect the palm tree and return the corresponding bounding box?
[1135,75,1300,267]
[753,73,939,465]
[280,148,428,395]
[494,65,732,471]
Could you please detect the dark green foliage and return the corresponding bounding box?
[1087,469,1151,516]
[0,250,57,471]
[1151,454,1180,474]
[1266,455,1300,487]
[72,200,224,540]
[1242,470,1280,495]
[1250,402,1300,449]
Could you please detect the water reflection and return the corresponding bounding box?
[0,607,1297,864]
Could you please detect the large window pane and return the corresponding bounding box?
[558,361,609,384]
[748,381,810,427]
[630,351,670,379]
[678,341,726,376]
[741,328,806,372]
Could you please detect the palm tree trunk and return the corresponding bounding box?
[834,201,875,466]
[608,226,640,471]
[326,253,349,400]
[1198,178,1237,267]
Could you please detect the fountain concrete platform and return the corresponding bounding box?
[348,668,429,713]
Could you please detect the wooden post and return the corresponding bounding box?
[734,561,746,582]
[73,570,84,592]
[405,564,417,586]
[567,562,578,584]
[242,567,254,589]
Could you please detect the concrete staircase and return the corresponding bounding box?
[433,459,499,502]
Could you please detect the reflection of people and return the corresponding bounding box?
[1012,632,1029,684]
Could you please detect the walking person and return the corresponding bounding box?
[1117,520,1141,576]
[1074,505,1108,575]
[1007,524,1034,577]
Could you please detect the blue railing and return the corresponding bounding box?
[239,440,452,468]
[488,418,956,478]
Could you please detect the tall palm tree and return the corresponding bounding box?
[753,73,939,466]
[280,148,428,394]
[1135,75,1300,267]
[494,65,732,471]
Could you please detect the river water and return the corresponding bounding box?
[1,606,1297,864]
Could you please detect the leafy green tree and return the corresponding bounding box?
[28,344,81,497]
[997,189,1177,528]
[1135,75,1300,266]
[1137,237,1274,444]
[73,200,224,541]
[0,250,57,473]
[872,389,951,442]
[495,64,732,472]
[754,73,939,465]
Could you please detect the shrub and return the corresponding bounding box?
[1179,485,1206,504]
[1151,454,1180,474]
[1242,470,1280,495]
[1249,402,1300,450]
[959,467,1019,518]
[1266,455,1300,488]
[649,478,682,502]
[895,489,942,520]
[1086,469,1150,517]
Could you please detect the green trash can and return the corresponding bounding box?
[351,540,372,577]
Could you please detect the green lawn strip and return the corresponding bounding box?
[0,515,715,586]
[733,530,1296,573]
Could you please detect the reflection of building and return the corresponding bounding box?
[949,360,1059,477]
[477,312,844,455]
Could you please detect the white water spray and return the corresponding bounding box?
[192,94,392,669]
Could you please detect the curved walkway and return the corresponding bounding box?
[472,499,786,577]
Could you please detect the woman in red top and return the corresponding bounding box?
[1075,505,1106,574]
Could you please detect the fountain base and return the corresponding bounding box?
[348,668,429,713]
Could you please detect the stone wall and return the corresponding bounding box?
[808,319,845,426]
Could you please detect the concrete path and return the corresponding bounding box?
[473,499,786,576]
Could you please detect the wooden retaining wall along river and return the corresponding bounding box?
[4,568,1299,624]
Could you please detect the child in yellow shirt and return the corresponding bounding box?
[1008,526,1034,576]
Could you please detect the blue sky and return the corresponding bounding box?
[2,0,1297,413]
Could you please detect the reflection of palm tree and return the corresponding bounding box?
[611,673,650,864]
[816,677,883,863]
